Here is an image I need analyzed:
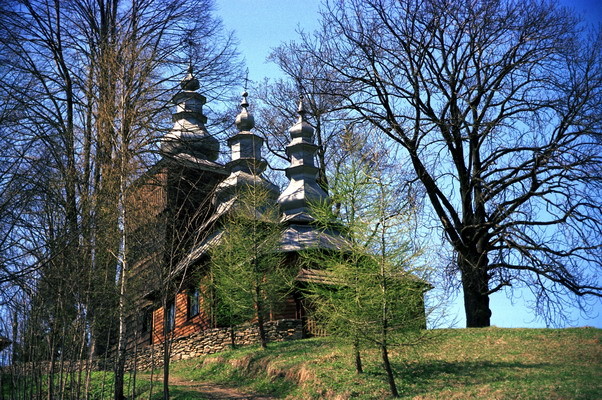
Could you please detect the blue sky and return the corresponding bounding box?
[215,0,602,84]
[214,0,602,329]
[215,0,322,83]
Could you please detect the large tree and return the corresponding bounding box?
[292,0,602,327]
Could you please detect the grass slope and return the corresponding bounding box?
[4,328,599,399]
[161,327,601,399]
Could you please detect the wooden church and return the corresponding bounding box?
[125,68,426,349]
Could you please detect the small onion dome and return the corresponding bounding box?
[289,95,314,138]
[277,93,328,221]
[181,65,200,91]
[161,66,219,161]
[235,91,255,131]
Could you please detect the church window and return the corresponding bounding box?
[165,300,175,333]
[188,288,200,318]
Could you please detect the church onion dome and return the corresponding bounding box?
[181,66,200,91]
[213,91,279,209]
[289,97,315,139]
[277,95,328,222]
[235,91,255,131]
[227,91,266,176]
[161,66,220,161]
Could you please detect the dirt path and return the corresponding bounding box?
[165,375,277,400]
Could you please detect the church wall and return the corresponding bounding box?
[270,295,301,321]
[151,289,210,344]
[14,320,304,374]
[150,286,302,345]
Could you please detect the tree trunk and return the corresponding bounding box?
[353,338,363,374]
[114,348,126,400]
[381,344,399,397]
[85,334,95,397]
[114,172,128,400]
[230,325,236,349]
[130,332,139,399]
[48,337,55,400]
[459,252,492,327]
[256,305,267,349]
[163,308,171,400]
[114,299,127,400]
[255,284,268,349]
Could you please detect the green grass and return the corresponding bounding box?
[4,328,600,399]
[1,369,151,399]
[162,327,601,399]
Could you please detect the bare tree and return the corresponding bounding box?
[292,0,602,327]
[252,43,352,191]
[0,0,241,398]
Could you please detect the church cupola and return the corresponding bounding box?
[277,96,328,222]
[161,66,220,161]
[213,91,278,207]
[228,91,267,175]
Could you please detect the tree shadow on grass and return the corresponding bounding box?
[388,359,549,397]
[266,336,335,353]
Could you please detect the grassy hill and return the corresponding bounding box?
[4,327,600,399]
[139,327,601,399]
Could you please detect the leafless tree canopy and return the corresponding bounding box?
[250,45,353,191]
[0,0,242,397]
[291,0,602,326]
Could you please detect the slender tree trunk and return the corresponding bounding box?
[10,311,19,399]
[459,252,491,327]
[85,333,95,397]
[256,298,267,350]
[353,337,363,374]
[114,173,128,400]
[48,336,56,400]
[381,344,399,398]
[162,301,171,400]
[58,327,66,400]
[378,191,398,397]
[148,344,155,400]
[114,322,127,400]
[163,339,170,400]
[255,282,267,349]
[11,311,17,365]
[130,328,139,399]
[76,322,86,400]
[230,325,236,349]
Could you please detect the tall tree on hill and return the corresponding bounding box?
[305,129,428,397]
[210,186,292,349]
[291,0,602,327]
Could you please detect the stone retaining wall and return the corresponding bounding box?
[125,319,303,371]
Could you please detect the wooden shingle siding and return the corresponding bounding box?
[151,289,304,344]
[151,289,210,344]
[270,296,299,320]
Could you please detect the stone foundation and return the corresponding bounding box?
[125,319,303,371]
